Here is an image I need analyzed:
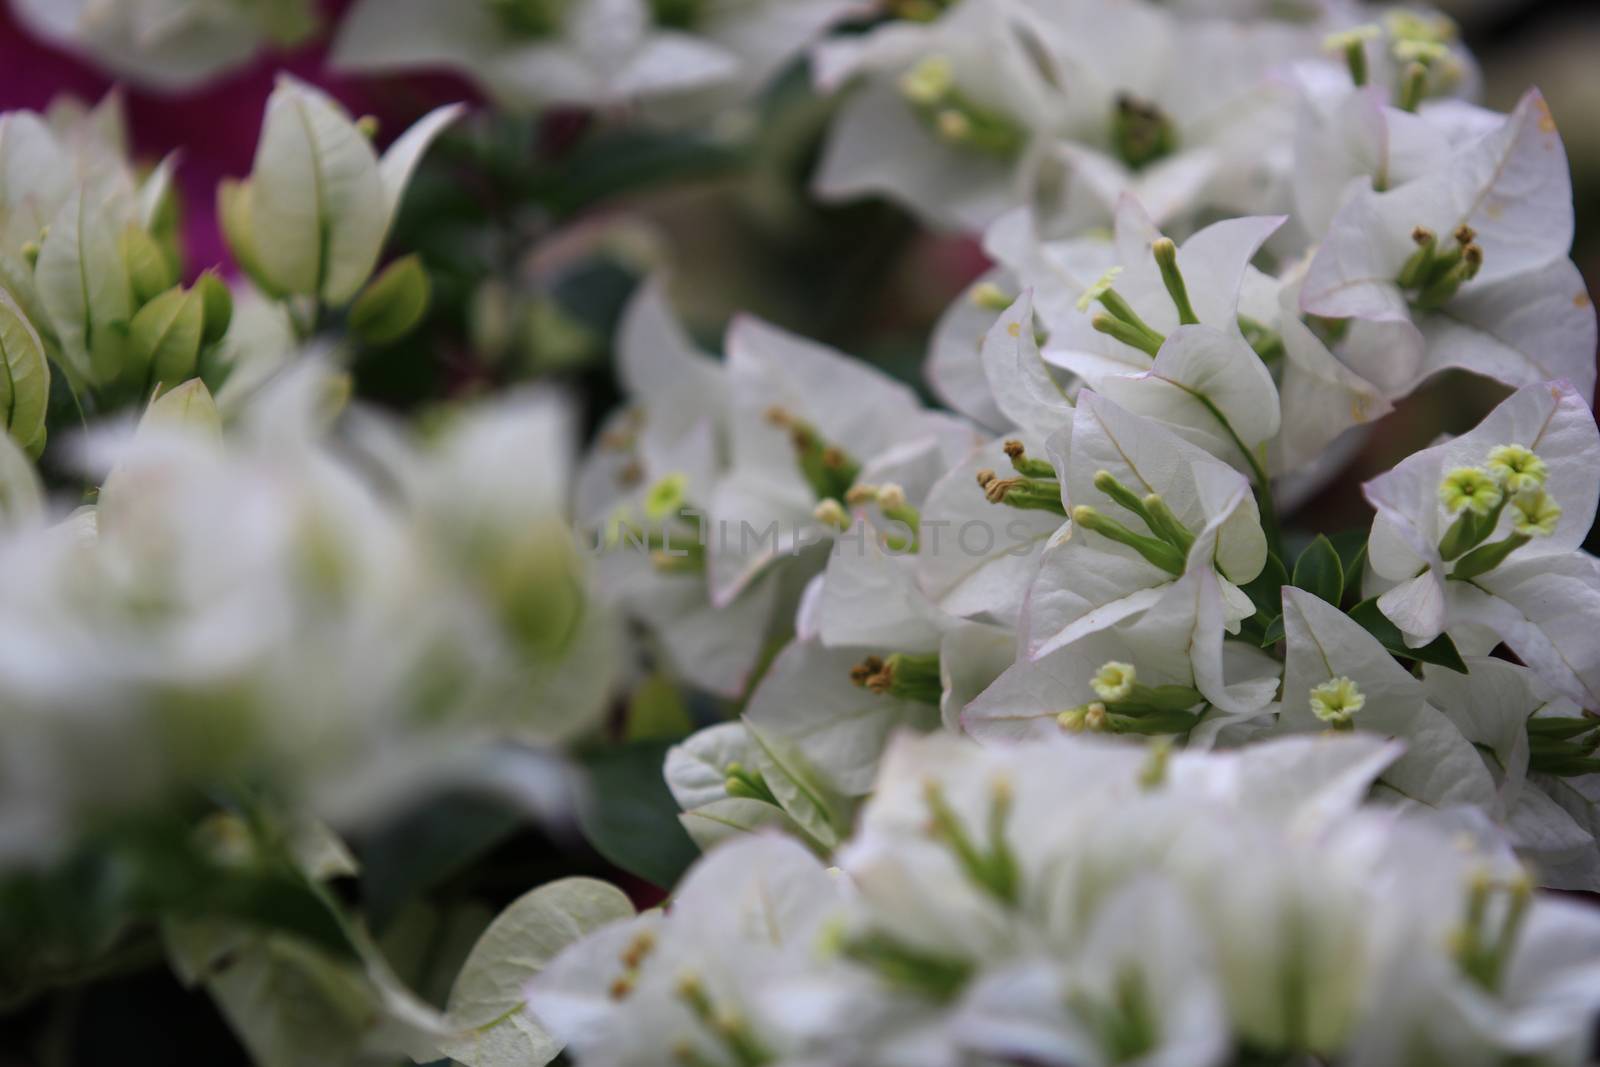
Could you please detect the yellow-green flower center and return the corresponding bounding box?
[1309,676,1365,728]
[1485,445,1547,493]
[644,472,689,521]
[1439,467,1502,516]
[1509,489,1561,538]
[1091,661,1137,702]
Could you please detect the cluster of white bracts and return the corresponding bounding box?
[546,0,1600,1062]
[4,1,1600,1064]
[0,369,618,866]
[530,733,1600,1067]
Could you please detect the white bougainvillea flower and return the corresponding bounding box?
[1289,76,1487,241]
[664,722,817,853]
[1270,254,1393,474]
[964,599,1280,742]
[334,0,857,117]
[1015,0,1311,232]
[571,282,785,699]
[926,270,1023,433]
[974,292,1075,441]
[812,0,1076,230]
[1020,393,1267,694]
[949,878,1229,1067]
[1275,587,1497,809]
[1423,657,1600,891]
[1300,90,1597,402]
[914,433,1061,629]
[740,639,943,846]
[1034,198,1285,474]
[11,0,318,90]
[525,834,845,1067]
[1363,380,1600,706]
[707,315,958,607]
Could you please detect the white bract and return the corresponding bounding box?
[1363,380,1600,707]
[1021,392,1270,712]
[10,0,318,90]
[334,0,858,118]
[540,732,1600,1066]
[1300,90,1597,403]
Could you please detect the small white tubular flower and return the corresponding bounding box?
[1363,381,1600,707]
[1277,588,1495,808]
[1091,661,1137,702]
[1308,676,1364,728]
[1508,488,1560,538]
[525,835,845,1067]
[1485,444,1548,493]
[1437,466,1502,516]
[708,314,965,608]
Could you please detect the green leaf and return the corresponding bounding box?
[34,188,131,384]
[547,128,744,217]
[573,740,699,890]
[436,878,633,1067]
[358,794,522,930]
[349,254,431,345]
[624,673,693,741]
[1291,535,1343,606]
[0,287,50,457]
[1240,551,1288,621]
[1348,597,1468,673]
[1259,615,1285,647]
[129,286,205,390]
[1327,528,1368,586]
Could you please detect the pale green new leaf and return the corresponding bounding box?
[376,102,465,230]
[34,187,132,383]
[130,285,205,389]
[437,877,634,1067]
[250,76,386,306]
[0,286,49,456]
[142,379,222,440]
[0,426,42,530]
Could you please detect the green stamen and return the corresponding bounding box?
[1151,238,1199,325]
[1072,505,1186,576]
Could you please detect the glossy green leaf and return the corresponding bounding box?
[349,254,431,345]
[1291,534,1343,607]
[1348,597,1469,673]
[573,740,699,890]
[130,285,205,390]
